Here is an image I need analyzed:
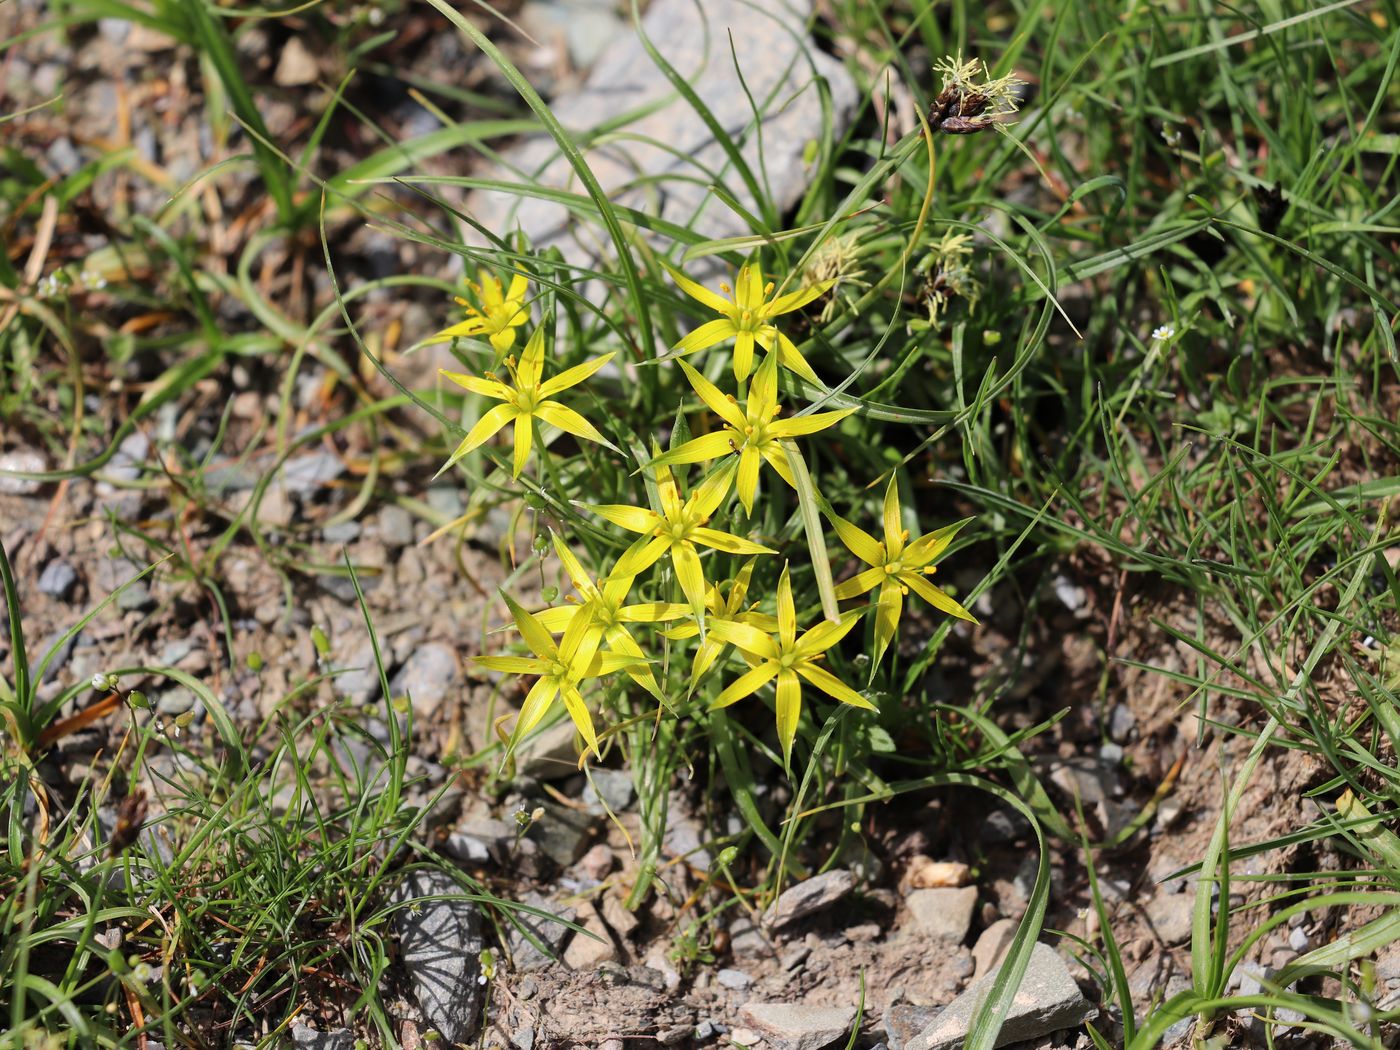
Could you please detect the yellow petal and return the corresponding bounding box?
[711,659,778,708]
[517,326,546,389]
[539,352,615,398]
[690,528,774,556]
[589,504,662,534]
[795,662,876,710]
[760,444,798,489]
[775,669,802,765]
[532,606,580,634]
[675,318,739,354]
[558,606,603,669]
[735,263,764,310]
[903,572,979,623]
[794,608,863,658]
[510,677,561,749]
[670,543,708,619]
[873,578,902,665]
[662,259,734,316]
[773,329,820,385]
[489,326,517,354]
[733,329,756,382]
[618,601,691,623]
[690,458,737,519]
[535,401,610,446]
[506,271,530,303]
[560,684,601,758]
[747,350,779,415]
[736,444,761,514]
[678,359,747,430]
[654,461,684,520]
[828,513,883,567]
[613,534,670,578]
[550,533,596,595]
[708,618,779,660]
[431,317,490,341]
[777,564,796,649]
[442,402,517,472]
[771,408,856,438]
[512,412,532,478]
[474,655,550,675]
[766,280,833,317]
[883,476,905,556]
[480,272,504,309]
[905,518,973,566]
[501,591,560,661]
[832,564,884,600]
[650,431,737,469]
[440,370,510,400]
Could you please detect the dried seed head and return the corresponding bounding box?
[929,52,1025,135]
[109,790,148,857]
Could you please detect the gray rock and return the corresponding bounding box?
[663,807,712,871]
[506,891,575,971]
[717,967,752,990]
[425,485,465,521]
[393,868,485,1044]
[289,1024,355,1050]
[467,0,859,343]
[884,1003,939,1050]
[981,809,1030,845]
[905,887,977,942]
[377,505,416,547]
[37,560,78,600]
[442,830,493,865]
[105,431,150,483]
[98,17,131,42]
[529,801,599,868]
[45,137,81,176]
[519,0,626,69]
[0,450,46,493]
[1107,703,1136,742]
[763,869,855,929]
[582,768,636,812]
[321,521,362,543]
[281,451,346,494]
[739,1003,856,1050]
[972,919,1018,978]
[1144,891,1193,946]
[515,718,583,779]
[1288,925,1309,952]
[389,642,461,718]
[906,942,1094,1050]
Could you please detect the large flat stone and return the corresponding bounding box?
[468,0,858,314]
[393,869,486,1044]
[906,942,1094,1050]
[740,1003,857,1050]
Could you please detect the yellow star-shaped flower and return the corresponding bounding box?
[665,260,831,383]
[474,591,642,760]
[662,556,778,684]
[653,352,855,513]
[584,460,776,620]
[829,476,977,665]
[708,564,873,765]
[431,269,531,354]
[533,533,689,707]
[439,326,615,478]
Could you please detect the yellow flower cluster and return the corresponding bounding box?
[434,260,976,766]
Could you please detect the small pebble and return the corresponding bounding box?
[717,968,751,990]
[322,521,362,543]
[1288,926,1309,952]
[38,560,78,600]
